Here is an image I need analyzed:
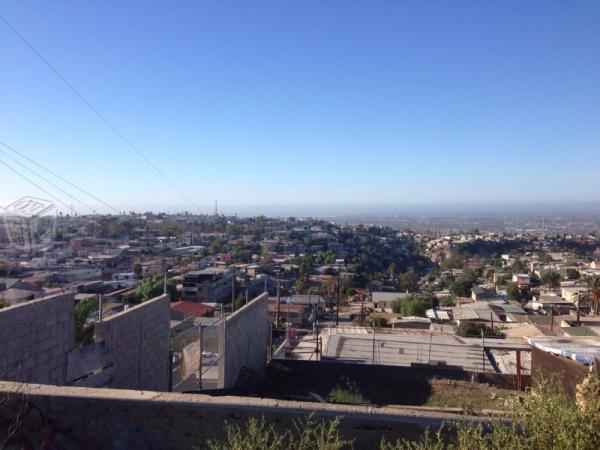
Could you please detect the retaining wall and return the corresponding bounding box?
[0,381,482,449]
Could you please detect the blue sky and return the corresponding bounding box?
[1,1,599,215]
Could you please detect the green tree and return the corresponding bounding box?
[401,295,435,317]
[294,275,310,294]
[541,271,561,287]
[566,268,580,280]
[586,275,600,315]
[74,297,98,345]
[511,258,527,274]
[127,274,179,304]
[388,262,397,281]
[133,263,143,278]
[401,298,427,317]
[399,271,419,292]
[507,282,521,301]
[450,278,473,297]
[528,272,540,284]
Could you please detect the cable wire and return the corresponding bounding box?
[0,156,75,213]
[0,144,96,213]
[0,139,120,214]
[0,15,202,213]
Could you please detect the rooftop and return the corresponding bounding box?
[170,301,215,317]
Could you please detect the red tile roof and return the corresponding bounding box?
[170,300,215,317]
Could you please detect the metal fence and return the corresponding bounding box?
[171,316,224,392]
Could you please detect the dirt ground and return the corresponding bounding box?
[423,378,519,411]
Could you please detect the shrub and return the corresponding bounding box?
[74,297,98,345]
[384,375,600,450]
[328,379,370,405]
[205,414,353,450]
[393,294,436,317]
[456,322,503,338]
[363,317,388,328]
[205,374,600,450]
[439,296,455,307]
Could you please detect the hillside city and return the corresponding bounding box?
[1,1,599,448]
[1,212,599,426]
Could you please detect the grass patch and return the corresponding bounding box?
[328,379,370,405]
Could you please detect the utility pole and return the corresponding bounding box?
[372,324,376,365]
[198,326,203,390]
[335,275,340,326]
[360,296,364,323]
[168,332,173,392]
[245,288,249,305]
[275,280,281,326]
[98,294,103,322]
[315,319,320,359]
[231,271,235,310]
[481,329,486,372]
[427,330,433,365]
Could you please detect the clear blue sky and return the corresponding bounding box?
[1,1,599,215]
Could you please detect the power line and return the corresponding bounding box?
[0,15,202,213]
[0,139,120,214]
[0,143,96,213]
[0,155,75,213]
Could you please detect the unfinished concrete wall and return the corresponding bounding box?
[218,292,269,388]
[0,381,485,449]
[0,293,74,385]
[0,292,170,392]
[93,294,170,391]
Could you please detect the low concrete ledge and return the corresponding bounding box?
[0,382,487,449]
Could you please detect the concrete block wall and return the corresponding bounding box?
[0,381,481,449]
[218,292,269,388]
[93,294,170,391]
[0,293,74,385]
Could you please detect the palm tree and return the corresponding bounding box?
[388,262,396,285]
[585,275,600,315]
